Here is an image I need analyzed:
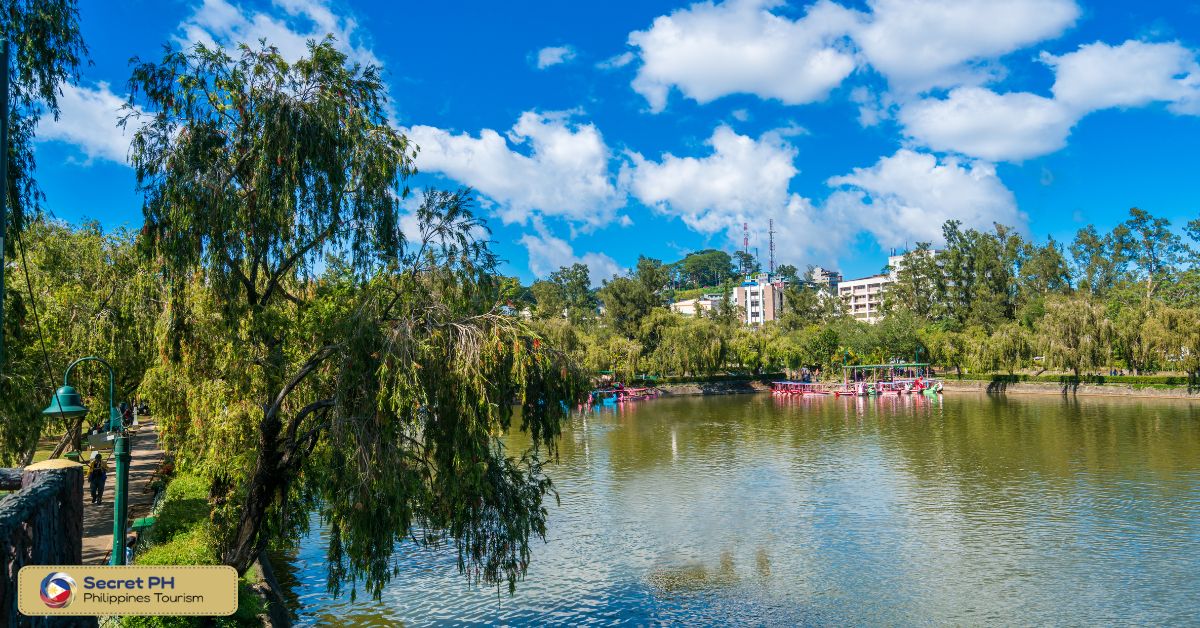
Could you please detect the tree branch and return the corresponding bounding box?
[261,222,339,306]
[279,399,334,470]
[263,343,339,431]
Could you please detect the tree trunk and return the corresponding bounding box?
[223,406,284,574]
[18,433,39,467]
[46,418,82,460]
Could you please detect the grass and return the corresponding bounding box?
[124,472,266,627]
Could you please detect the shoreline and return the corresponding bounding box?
[656,380,772,396]
[940,378,1200,400]
[653,378,1200,401]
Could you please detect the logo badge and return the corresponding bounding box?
[39,572,76,609]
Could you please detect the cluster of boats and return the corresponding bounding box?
[772,363,944,398]
[771,379,943,397]
[588,386,661,406]
[587,363,944,408]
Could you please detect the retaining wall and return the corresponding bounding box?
[941,378,1200,400]
[657,380,772,396]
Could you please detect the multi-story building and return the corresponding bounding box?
[731,273,785,326]
[810,266,842,291]
[838,274,890,323]
[837,249,937,323]
[670,274,786,326]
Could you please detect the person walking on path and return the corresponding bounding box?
[87,451,108,504]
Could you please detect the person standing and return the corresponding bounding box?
[87,451,108,504]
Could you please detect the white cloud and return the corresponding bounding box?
[177,0,379,67]
[897,41,1200,162]
[405,111,623,227]
[1042,40,1200,114]
[849,86,893,126]
[626,125,842,260]
[898,87,1075,162]
[520,223,622,285]
[597,51,635,70]
[36,83,138,165]
[627,125,796,233]
[535,45,576,69]
[826,149,1023,248]
[628,0,860,112]
[853,0,1079,92]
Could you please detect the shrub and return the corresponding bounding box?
[127,473,266,627]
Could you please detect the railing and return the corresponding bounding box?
[0,461,93,627]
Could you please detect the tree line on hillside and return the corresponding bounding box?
[521,208,1200,384]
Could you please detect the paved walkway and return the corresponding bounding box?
[81,420,165,565]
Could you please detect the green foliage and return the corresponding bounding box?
[673,249,733,289]
[774,264,800,284]
[733,250,759,275]
[0,221,158,464]
[0,0,90,234]
[131,473,265,628]
[531,263,595,324]
[1038,295,1114,377]
[1143,305,1200,377]
[530,207,1200,390]
[672,285,720,301]
[126,39,588,600]
[1123,207,1186,298]
[598,275,655,337]
[597,257,672,338]
[1070,224,1128,297]
[145,473,210,543]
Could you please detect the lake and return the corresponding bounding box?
[274,392,1200,626]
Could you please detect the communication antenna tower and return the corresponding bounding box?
[768,219,776,274]
[741,221,750,275]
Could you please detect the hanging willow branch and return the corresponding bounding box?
[124,38,588,598]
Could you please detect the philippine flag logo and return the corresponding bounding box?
[39,572,76,609]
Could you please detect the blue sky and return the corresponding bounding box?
[34,0,1200,283]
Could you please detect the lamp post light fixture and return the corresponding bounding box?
[41,355,131,566]
[42,356,122,432]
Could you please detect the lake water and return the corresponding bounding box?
[275,392,1200,626]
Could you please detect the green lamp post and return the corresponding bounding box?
[41,356,131,566]
[42,356,122,432]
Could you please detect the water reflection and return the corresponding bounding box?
[283,393,1200,626]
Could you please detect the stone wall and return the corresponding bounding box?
[657,380,772,396]
[941,378,1200,400]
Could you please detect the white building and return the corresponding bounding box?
[838,274,890,323]
[670,293,722,317]
[837,250,936,323]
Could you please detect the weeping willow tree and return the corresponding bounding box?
[0,221,159,464]
[124,39,587,596]
[0,0,89,458]
[1039,295,1114,378]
